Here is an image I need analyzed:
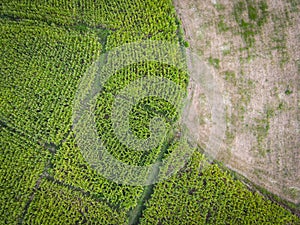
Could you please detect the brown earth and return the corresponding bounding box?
[174,0,299,204]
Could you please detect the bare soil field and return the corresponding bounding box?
[174,0,299,203]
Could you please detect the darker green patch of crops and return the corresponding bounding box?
[23,179,128,224]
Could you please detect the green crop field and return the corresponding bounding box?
[0,0,299,224]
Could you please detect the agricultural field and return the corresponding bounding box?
[0,0,299,224]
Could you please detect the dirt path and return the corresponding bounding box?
[174,0,300,204]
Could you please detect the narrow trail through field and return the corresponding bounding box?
[127,134,176,225]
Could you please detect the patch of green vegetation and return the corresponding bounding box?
[71,24,89,33]
[270,7,295,67]
[224,70,255,125]
[280,53,290,68]
[214,3,226,11]
[236,78,254,119]
[222,48,231,56]
[217,16,229,33]
[183,40,189,47]
[176,17,190,48]
[271,32,289,67]
[285,87,293,95]
[251,107,275,156]
[197,49,204,56]
[238,88,251,106]
[266,107,275,119]
[225,129,235,144]
[70,24,111,47]
[278,102,284,110]
[246,78,255,88]
[208,56,220,69]
[248,3,259,21]
[233,0,269,49]
[288,0,300,13]
[224,70,236,85]
[255,120,270,140]
[257,1,269,26]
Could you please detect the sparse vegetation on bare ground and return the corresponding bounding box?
[174,0,300,204]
